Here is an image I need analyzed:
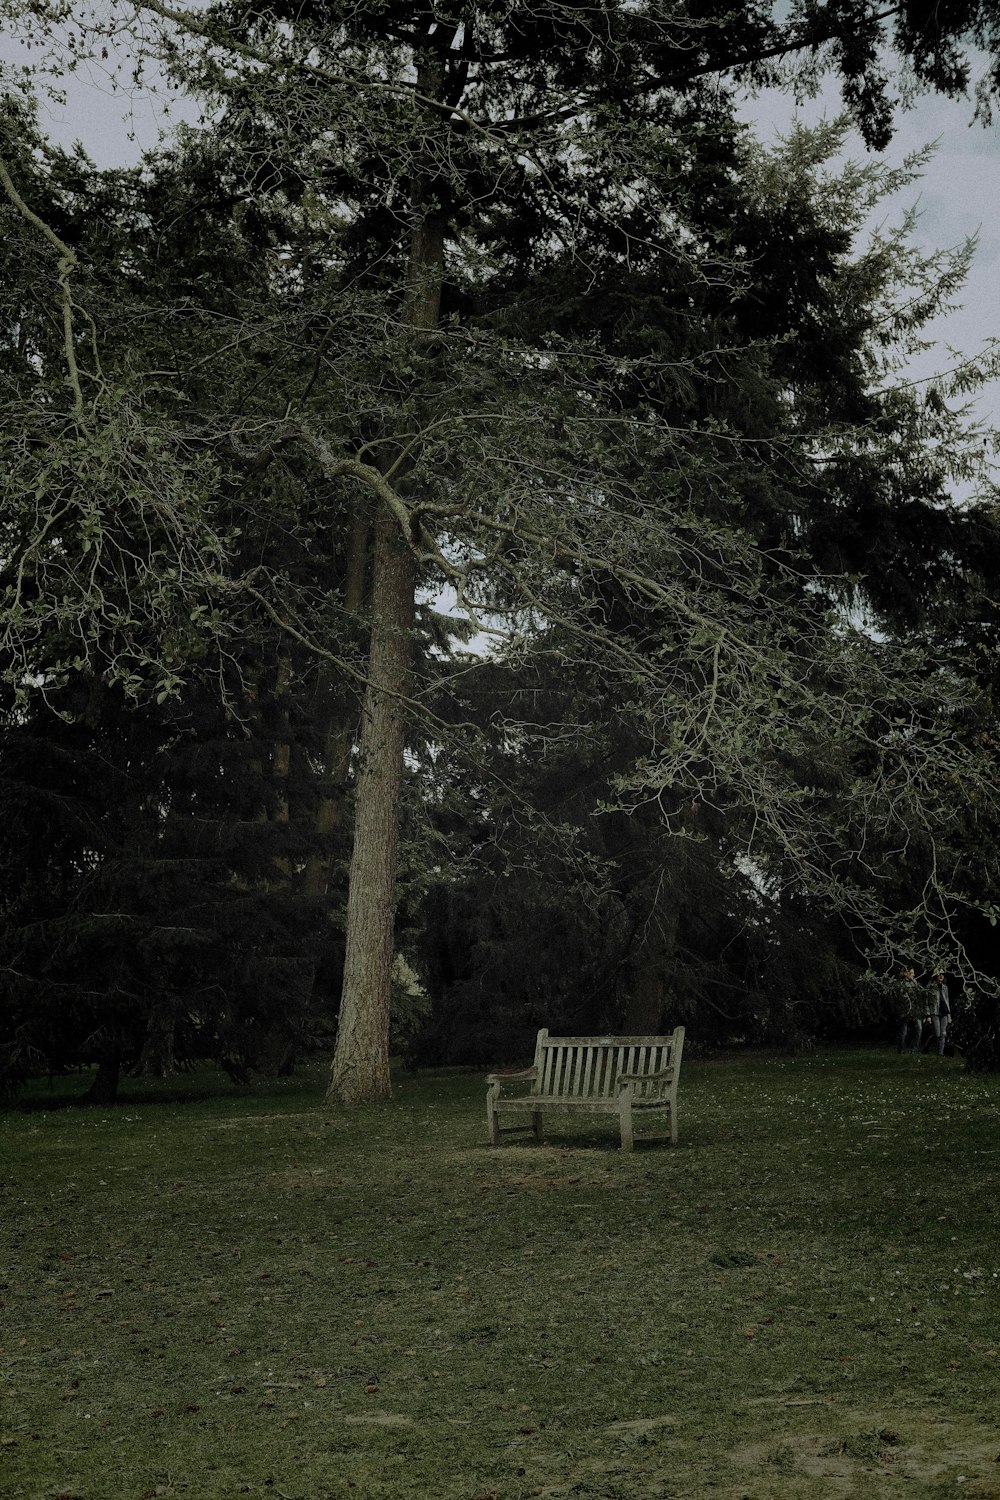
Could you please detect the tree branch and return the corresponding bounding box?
[0,151,85,418]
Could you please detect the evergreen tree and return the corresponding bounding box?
[411,123,1000,1054]
[0,119,355,1098]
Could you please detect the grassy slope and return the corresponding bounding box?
[1,1050,999,1500]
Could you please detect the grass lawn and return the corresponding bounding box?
[2,1048,999,1500]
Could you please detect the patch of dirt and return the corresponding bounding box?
[499,1172,610,1192]
[605,1415,680,1435]
[207,1111,323,1130]
[343,1410,414,1427]
[731,1435,861,1496]
[731,1412,1000,1495]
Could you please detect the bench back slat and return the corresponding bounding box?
[570,1044,585,1095]
[532,1030,683,1099]
[540,1038,557,1093]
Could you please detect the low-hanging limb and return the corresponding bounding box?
[0,151,86,418]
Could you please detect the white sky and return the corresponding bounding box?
[2,21,998,433]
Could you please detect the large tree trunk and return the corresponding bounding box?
[302,510,369,900]
[326,53,447,1104]
[133,1003,176,1077]
[271,651,292,877]
[83,1048,122,1105]
[622,889,680,1034]
[326,509,416,1102]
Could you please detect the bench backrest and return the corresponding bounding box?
[531,1028,684,1099]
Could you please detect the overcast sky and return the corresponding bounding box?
[3,21,998,436]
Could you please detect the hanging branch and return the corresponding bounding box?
[0,151,86,419]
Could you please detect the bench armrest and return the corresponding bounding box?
[616,1068,676,1088]
[486,1066,539,1086]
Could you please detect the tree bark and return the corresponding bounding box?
[83,1049,122,1105]
[326,58,447,1102]
[133,1003,176,1077]
[326,509,416,1102]
[622,890,680,1034]
[302,510,368,899]
[271,651,292,878]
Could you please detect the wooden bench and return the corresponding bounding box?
[486,1027,685,1151]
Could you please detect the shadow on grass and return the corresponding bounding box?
[7,1084,219,1112]
[3,1060,331,1112]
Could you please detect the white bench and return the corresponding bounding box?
[486,1027,685,1151]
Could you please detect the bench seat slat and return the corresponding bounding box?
[495,1094,672,1111]
[495,1096,622,1111]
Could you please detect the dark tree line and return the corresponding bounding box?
[0,0,999,1100]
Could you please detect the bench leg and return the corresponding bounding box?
[531,1109,543,1142]
[669,1100,678,1146]
[486,1086,501,1145]
[619,1095,634,1152]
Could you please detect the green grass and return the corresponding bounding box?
[2,1049,1000,1500]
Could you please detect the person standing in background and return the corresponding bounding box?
[896,967,921,1053]
[929,969,952,1056]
